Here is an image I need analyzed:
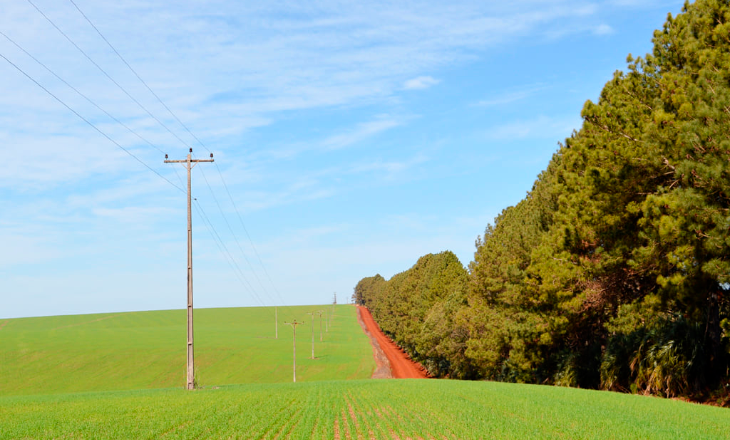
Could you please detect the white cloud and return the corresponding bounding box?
[486,115,581,140]
[0,0,681,318]
[476,84,545,107]
[321,118,401,150]
[594,24,615,35]
[350,154,428,175]
[609,0,664,6]
[0,0,613,191]
[402,76,440,90]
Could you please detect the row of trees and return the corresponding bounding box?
[355,0,730,401]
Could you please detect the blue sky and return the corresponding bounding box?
[1,0,684,318]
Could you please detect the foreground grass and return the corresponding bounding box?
[1,379,728,439]
[0,305,373,396]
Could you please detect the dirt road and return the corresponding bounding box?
[356,305,429,379]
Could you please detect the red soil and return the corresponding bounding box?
[357,306,429,379]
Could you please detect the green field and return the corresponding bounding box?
[2,379,729,439]
[0,305,374,396]
[2,305,730,439]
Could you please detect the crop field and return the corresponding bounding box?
[2,305,729,438]
[0,305,374,396]
[2,379,729,439]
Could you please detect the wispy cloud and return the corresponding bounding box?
[476,84,546,107]
[0,0,618,188]
[0,0,684,318]
[350,154,428,175]
[403,76,440,90]
[486,115,581,140]
[321,118,401,150]
[593,24,615,35]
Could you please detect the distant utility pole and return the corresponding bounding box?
[307,311,316,359]
[284,320,303,382]
[325,309,328,333]
[316,310,324,342]
[164,148,214,390]
[331,292,336,326]
[275,306,278,339]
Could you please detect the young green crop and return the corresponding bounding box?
[1,379,728,439]
[0,305,373,396]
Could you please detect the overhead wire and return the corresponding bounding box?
[23,0,283,311]
[0,27,189,195]
[192,199,270,308]
[0,50,184,193]
[23,0,311,324]
[25,0,195,152]
[0,30,166,155]
[63,0,294,310]
[193,158,283,303]
[0,30,249,320]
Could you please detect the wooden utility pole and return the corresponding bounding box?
[164,148,214,390]
[275,306,278,339]
[331,292,336,327]
[317,310,324,342]
[307,311,316,359]
[284,320,302,382]
[325,309,328,333]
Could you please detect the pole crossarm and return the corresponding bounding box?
[164,148,214,390]
[164,159,214,163]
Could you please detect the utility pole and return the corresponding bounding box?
[331,292,336,327]
[325,309,328,333]
[275,306,278,339]
[307,311,316,359]
[317,310,324,342]
[164,148,214,390]
[284,320,302,382]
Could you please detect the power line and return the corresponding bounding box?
[216,166,292,307]
[66,0,194,150]
[194,198,302,322]
[8,1,299,332]
[192,199,268,308]
[0,50,183,193]
[1,28,190,195]
[0,30,166,156]
[19,0,275,310]
[193,159,280,302]
[26,0,194,152]
[54,0,294,316]
[63,0,291,309]
[193,198,298,321]
[0,23,279,319]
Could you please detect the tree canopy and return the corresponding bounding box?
[354,0,730,403]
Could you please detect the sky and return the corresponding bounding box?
[0,0,686,319]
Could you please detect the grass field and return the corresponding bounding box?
[0,305,374,396]
[3,305,730,438]
[2,379,729,439]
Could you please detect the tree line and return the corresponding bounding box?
[354,0,730,403]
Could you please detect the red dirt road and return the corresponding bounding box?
[357,306,429,379]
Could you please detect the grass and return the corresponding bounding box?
[1,379,729,439]
[0,305,374,396]
[2,304,729,438]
